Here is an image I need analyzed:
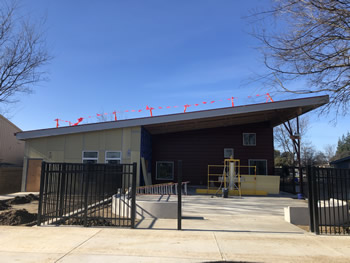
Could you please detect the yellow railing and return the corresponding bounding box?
[207,159,257,196]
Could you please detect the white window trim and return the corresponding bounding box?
[248,159,267,175]
[82,151,99,163]
[156,161,174,180]
[105,151,122,164]
[243,133,256,146]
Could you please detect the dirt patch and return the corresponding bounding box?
[63,218,117,227]
[0,209,37,226]
[296,224,350,234]
[0,194,39,226]
[0,201,11,211]
[6,194,39,205]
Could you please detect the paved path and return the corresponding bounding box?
[137,195,308,233]
[1,195,349,262]
[0,226,349,262]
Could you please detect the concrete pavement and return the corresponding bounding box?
[0,226,350,262]
[0,195,349,262]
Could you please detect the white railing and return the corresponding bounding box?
[137,181,189,195]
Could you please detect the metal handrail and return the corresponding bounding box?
[137,181,189,195]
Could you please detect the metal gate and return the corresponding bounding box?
[307,166,350,235]
[37,162,137,228]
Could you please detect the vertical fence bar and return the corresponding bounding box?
[311,166,320,235]
[83,164,90,227]
[330,168,336,234]
[335,169,341,234]
[58,163,66,218]
[177,160,182,231]
[345,169,350,230]
[131,163,137,229]
[321,169,327,234]
[340,169,346,235]
[37,162,46,226]
[317,168,324,234]
[307,166,314,233]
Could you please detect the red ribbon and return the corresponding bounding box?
[72,117,83,126]
[146,105,154,117]
[55,92,276,128]
[266,93,274,102]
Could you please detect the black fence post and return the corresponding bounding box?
[307,165,314,232]
[58,163,66,218]
[130,162,137,229]
[311,166,320,235]
[177,160,182,231]
[37,161,46,226]
[83,164,90,227]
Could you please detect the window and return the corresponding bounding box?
[105,151,122,164]
[224,148,234,159]
[243,133,256,146]
[156,161,174,180]
[82,151,98,164]
[249,159,267,175]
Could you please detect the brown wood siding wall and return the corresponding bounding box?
[151,123,274,185]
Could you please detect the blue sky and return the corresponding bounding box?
[6,0,350,151]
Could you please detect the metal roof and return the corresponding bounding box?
[330,156,350,165]
[16,95,329,140]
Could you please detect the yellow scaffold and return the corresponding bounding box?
[205,158,258,196]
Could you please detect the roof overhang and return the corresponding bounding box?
[16,95,329,140]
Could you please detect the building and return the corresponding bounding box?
[0,115,25,194]
[330,156,350,169]
[0,114,25,165]
[16,95,329,193]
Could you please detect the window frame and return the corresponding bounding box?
[105,151,122,164]
[243,133,256,146]
[224,148,234,159]
[248,159,268,175]
[82,151,99,164]
[156,161,174,181]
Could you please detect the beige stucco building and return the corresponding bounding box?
[0,115,25,194]
[20,126,141,191]
[0,115,24,165]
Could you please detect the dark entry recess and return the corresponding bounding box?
[37,162,137,228]
[307,166,350,235]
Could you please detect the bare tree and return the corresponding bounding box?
[251,0,350,114]
[323,144,336,162]
[0,1,50,106]
[274,116,309,155]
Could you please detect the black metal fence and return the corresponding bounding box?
[276,166,309,197]
[308,166,350,235]
[37,162,137,228]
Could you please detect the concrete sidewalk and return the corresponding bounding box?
[1,194,349,262]
[0,226,349,262]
